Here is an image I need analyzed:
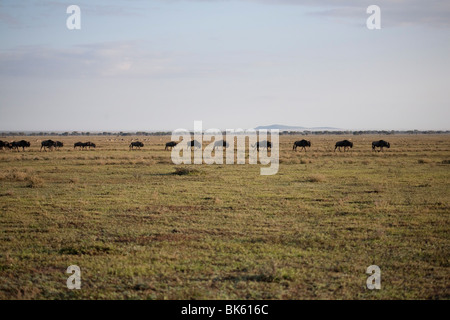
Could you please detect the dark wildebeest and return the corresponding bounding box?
[252,140,271,151]
[372,140,390,152]
[213,140,229,150]
[86,142,96,149]
[11,140,31,152]
[55,141,64,149]
[334,140,353,152]
[74,142,84,149]
[293,139,311,152]
[187,140,201,150]
[129,141,144,150]
[165,141,178,151]
[74,142,95,150]
[0,140,12,151]
[40,139,56,151]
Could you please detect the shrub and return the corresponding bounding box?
[173,167,202,176]
[25,175,44,188]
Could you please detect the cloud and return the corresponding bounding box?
[187,0,450,28]
[0,41,184,78]
[0,41,261,79]
[0,0,150,29]
[306,0,450,28]
[2,0,448,29]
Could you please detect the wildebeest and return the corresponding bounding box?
[213,140,229,150]
[40,139,56,151]
[334,140,353,152]
[55,141,64,149]
[0,140,12,151]
[129,141,144,150]
[11,140,31,152]
[74,142,83,149]
[372,140,390,152]
[74,142,96,150]
[293,139,311,152]
[252,140,271,151]
[187,140,201,150]
[165,141,178,151]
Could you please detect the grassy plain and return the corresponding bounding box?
[0,134,449,299]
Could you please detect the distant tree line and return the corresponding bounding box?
[0,130,449,137]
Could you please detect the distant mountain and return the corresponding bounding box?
[254,124,340,131]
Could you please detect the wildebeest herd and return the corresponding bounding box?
[0,140,30,151]
[0,139,391,152]
[74,141,96,150]
[40,139,63,151]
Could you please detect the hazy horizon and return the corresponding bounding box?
[1,124,449,133]
[1,0,449,131]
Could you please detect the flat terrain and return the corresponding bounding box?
[0,135,449,299]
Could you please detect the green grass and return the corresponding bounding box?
[0,135,449,299]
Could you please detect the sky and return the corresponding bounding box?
[0,0,449,131]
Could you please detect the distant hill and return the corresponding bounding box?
[254,124,340,131]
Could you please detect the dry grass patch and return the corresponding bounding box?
[306,174,326,183]
[25,175,45,188]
